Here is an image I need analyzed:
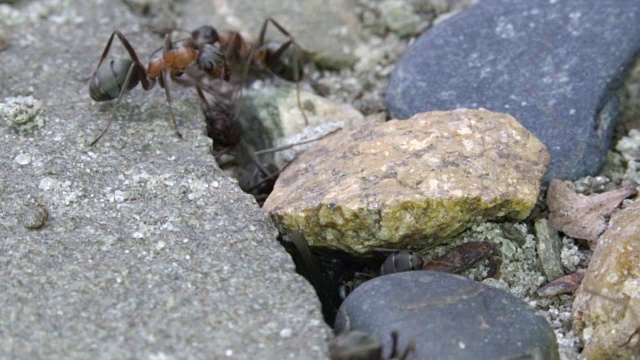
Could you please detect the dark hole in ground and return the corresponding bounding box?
[205,121,384,324]
[279,234,386,325]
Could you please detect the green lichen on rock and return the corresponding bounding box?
[264,109,549,254]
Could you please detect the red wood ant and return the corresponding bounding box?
[88,26,229,145]
[88,18,308,146]
[192,17,310,150]
[213,17,305,83]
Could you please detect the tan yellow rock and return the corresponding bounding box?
[572,200,640,359]
[263,109,549,254]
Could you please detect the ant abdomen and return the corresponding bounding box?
[380,250,424,276]
[89,58,139,102]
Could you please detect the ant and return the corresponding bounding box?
[193,17,310,152]
[212,17,305,84]
[89,18,308,146]
[88,26,229,146]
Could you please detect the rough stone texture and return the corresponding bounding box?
[263,109,549,254]
[335,271,560,360]
[379,0,421,37]
[616,129,640,187]
[0,95,45,134]
[386,0,640,181]
[198,0,362,68]
[0,1,330,359]
[572,200,640,359]
[121,0,183,17]
[534,218,565,282]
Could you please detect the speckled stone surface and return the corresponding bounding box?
[200,0,362,68]
[0,1,330,358]
[386,0,640,181]
[335,271,560,360]
[572,200,640,359]
[264,109,549,254]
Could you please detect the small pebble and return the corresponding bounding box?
[24,204,49,229]
[14,153,31,165]
[279,328,293,338]
[534,218,565,281]
[537,271,584,297]
[38,177,55,191]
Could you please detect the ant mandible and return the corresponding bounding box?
[88,26,228,146]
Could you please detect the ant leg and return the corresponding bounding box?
[267,40,309,126]
[91,31,119,80]
[161,33,182,138]
[246,146,272,178]
[256,19,309,126]
[389,331,400,358]
[88,62,147,146]
[89,31,156,145]
[195,86,211,110]
[111,30,154,90]
[257,17,296,48]
[399,339,416,360]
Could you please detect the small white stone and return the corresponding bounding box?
[156,241,166,250]
[38,177,56,191]
[279,328,293,338]
[114,190,127,203]
[14,153,31,165]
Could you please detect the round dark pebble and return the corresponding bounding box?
[335,271,559,360]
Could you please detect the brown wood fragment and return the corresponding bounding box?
[547,179,636,246]
[423,242,502,279]
[536,271,585,297]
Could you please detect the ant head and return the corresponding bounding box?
[191,26,219,47]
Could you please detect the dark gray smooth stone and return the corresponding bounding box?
[335,271,559,360]
[386,0,640,181]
